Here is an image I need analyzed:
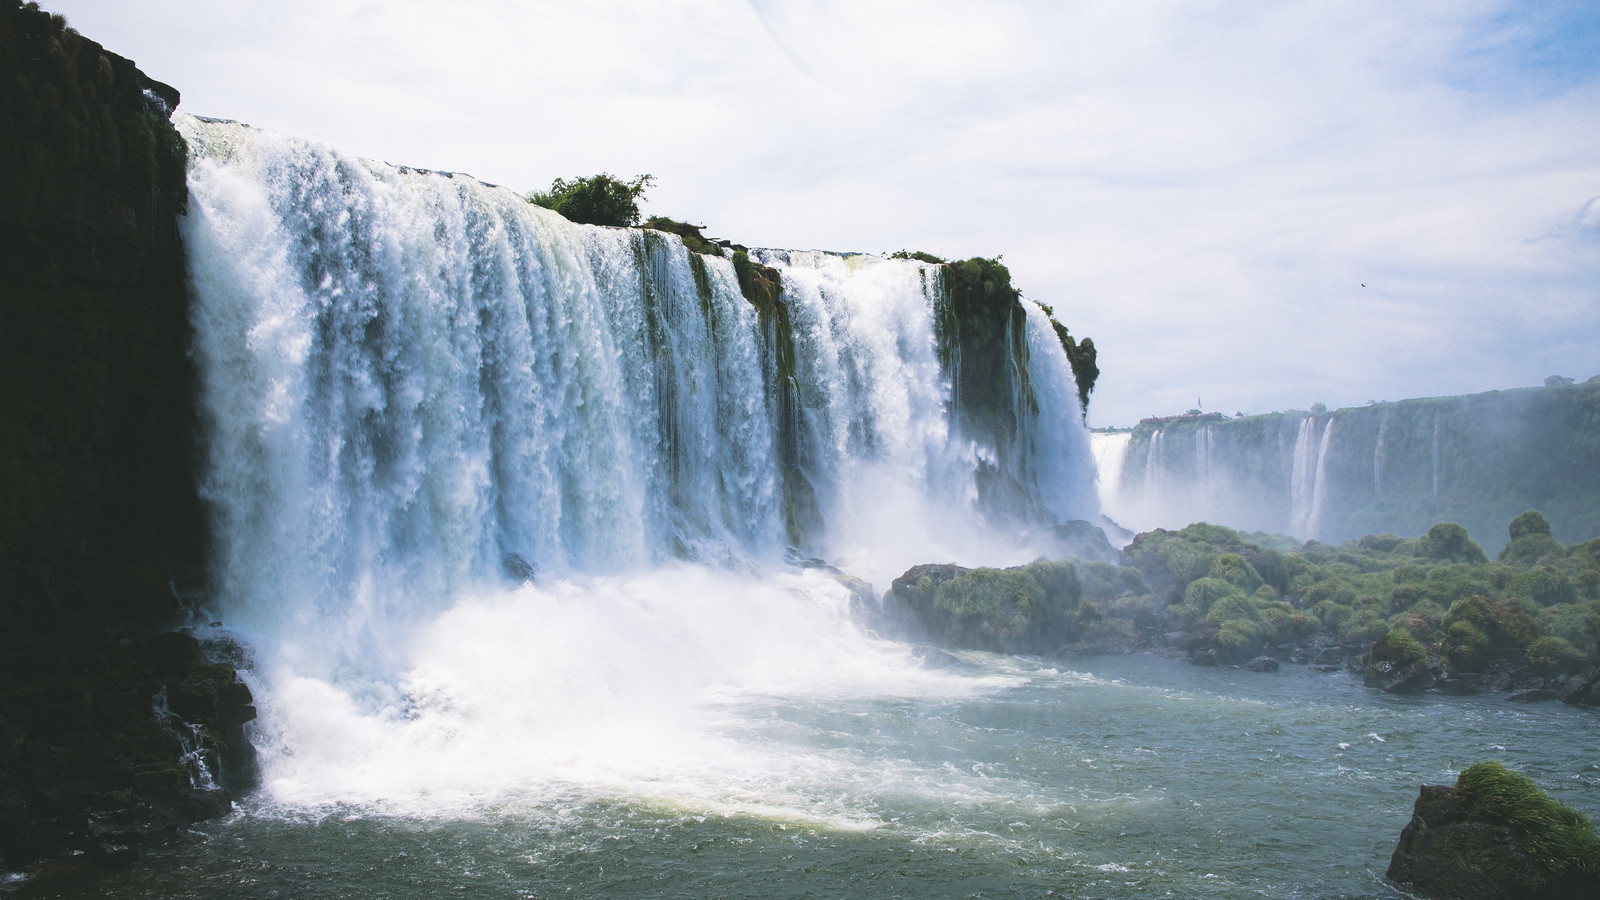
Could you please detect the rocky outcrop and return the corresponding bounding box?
[1388,762,1600,900]
[1,0,240,871]
[0,630,257,867]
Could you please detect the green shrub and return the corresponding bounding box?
[1313,598,1353,631]
[1525,636,1587,673]
[1542,600,1600,660]
[1341,609,1390,646]
[1022,558,1082,609]
[1417,522,1489,565]
[1508,567,1576,607]
[1208,553,1264,593]
[1373,627,1427,667]
[1444,620,1491,671]
[1508,510,1553,541]
[1445,594,1539,650]
[1079,561,1146,601]
[1421,564,1498,608]
[1454,761,1600,878]
[888,250,945,264]
[1501,533,1565,567]
[528,173,654,226]
[1182,577,1243,621]
[1260,601,1319,642]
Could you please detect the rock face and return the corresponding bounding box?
[1363,656,1437,693]
[1388,763,1600,900]
[1,0,247,870]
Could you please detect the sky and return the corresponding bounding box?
[48,0,1600,426]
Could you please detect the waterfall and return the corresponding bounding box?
[1144,428,1165,503]
[1287,417,1336,540]
[1089,431,1131,513]
[1019,301,1100,526]
[1373,416,1386,500]
[174,114,1101,805]
[1306,418,1336,540]
[1431,411,1441,497]
[1288,417,1316,536]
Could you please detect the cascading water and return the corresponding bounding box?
[1373,415,1387,500]
[1088,431,1131,515]
[1440,408,1452,493]
[175,114,1099,813]
[1306,417,1336,541]
[1143,427,1164,503]
[1288,417,1315,536]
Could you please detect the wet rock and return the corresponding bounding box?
[1052,520,1117,564]
[1387,765,1600,900]
[1558,675,1600,706]
[1364,658,1436,693]
[1435,676,1478,696]
[501,552,537,583]
[1246,656,1280,673]
[910,646,967,669]
[1506,689,1556,703]
[835,574,877,619]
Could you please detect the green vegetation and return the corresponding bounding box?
[1120,512,1600,672]
[895,510,1600,671]
[643,216,722,255]
[888,249,946,264]
[933,255,1099,423]
[908,558,1096,653]
[1373,626,1427,668]
[1454,761,1600,878]
[527,173,653,226]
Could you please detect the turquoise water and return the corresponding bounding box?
[18,653,1599,899]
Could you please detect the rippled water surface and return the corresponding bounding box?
[18,653,1599,899]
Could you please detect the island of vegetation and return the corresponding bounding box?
[880,509,1600,705]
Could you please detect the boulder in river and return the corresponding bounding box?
[1387,761,1600,899]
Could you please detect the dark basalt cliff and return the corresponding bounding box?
[1,0,254,869]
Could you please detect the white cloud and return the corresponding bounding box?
[50,0,1600,424]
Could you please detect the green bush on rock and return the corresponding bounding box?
[1388,761,1600,898]
[887,509,1600,682]
[1418,522,1489,565]
[528,173,654,226]
[1454,761,1600,878]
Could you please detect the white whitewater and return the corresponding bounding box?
[175,114,1097,814]
[1088,431,1131,514]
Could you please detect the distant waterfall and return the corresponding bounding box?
[1373,416,1387,500]
[1089,431,1131,513]
[1288,417,1317,536]
[1431,411,1441,497]
[1144,428,1165,503]
[176,114,1099,675]
[1286,416,1334,540]
[1306,418,1336,540]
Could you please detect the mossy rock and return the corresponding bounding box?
[1388,762,1600,899]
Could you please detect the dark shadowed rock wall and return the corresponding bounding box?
[1,0,253,870]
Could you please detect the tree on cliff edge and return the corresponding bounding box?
[528,173,653,227]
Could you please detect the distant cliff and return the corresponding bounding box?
[1105,379,1600,553]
